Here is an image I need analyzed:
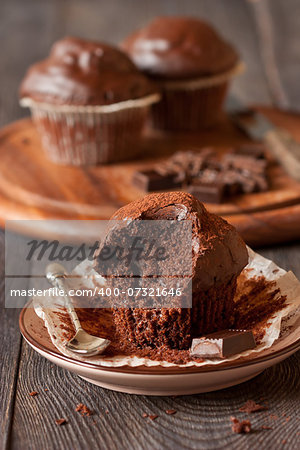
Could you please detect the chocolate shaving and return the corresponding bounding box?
[230,416,251,434]
[75,403,93,416]
[239,400,267,413]
[55,418,67,426]
[165,409,177,415]
[29,391,38,397]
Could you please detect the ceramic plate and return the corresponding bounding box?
[19,304,300,395]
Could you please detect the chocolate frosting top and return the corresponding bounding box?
[20,37,157,105]
[95,192,248,290]
[121,17,239,80]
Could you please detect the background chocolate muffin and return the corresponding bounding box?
[94,192,248,350]
[20,36,160,165]
[121,16,243,131]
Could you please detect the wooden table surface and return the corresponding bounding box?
[1,0,300,449]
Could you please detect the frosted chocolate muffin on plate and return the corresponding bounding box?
[121,17,243,131]
[93,192,248,350]
[20,37,160,166]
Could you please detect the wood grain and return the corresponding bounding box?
[10,340,300,450]
[1,108,300,245]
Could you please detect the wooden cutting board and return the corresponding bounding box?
[1,107,300,246]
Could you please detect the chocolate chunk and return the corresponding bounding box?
[187,181,225,203]
[222,170,242,196]
[132,170,182,192]
[165,409,177,415]
[190,329,256,359]
[223,154,267,175]
[132,146,269,201]
[251,173,269,192]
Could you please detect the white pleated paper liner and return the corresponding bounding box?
[20,93,160,166]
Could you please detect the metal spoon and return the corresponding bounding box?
[46,263,110,356]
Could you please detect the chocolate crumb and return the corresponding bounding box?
[239,400,267,413]
[55,418,67,426]
[44,388,48,392]
[105,410,109,414]
[149,414,158,420]
[142,413,148,418]
[165,409,177,415]
[230,416,251,434]
[29,391,38,397]
[272,269,279,274]
[75,403,93,416]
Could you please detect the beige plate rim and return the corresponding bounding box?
[19,303,300,376]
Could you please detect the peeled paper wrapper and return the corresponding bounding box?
[151,62,244,131]
[33,248,300,368]
[161,62,245,91]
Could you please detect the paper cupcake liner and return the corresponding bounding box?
[20,94,160,166]
[33,248,300,368]
[151,62,244,131]
[113,277,237,350]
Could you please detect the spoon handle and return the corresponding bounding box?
[46,263,82,333]
[55,277,82,333]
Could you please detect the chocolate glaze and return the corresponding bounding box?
[20,36,157,105]
[97,192,248,291]
[121,17,239,80]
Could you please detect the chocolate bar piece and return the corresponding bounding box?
[222,170,242,196]
[223,154,267,175]
[132,146,269,200]
[190,329,256,359]
[187,181,225,204]
[132,170,182,192]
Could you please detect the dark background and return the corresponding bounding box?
[1,1,300,449]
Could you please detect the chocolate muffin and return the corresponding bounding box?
[94,192,248,350]
[121,17,243,131]
[20,37,160,165]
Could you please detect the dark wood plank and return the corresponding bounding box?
[260,242,300,278]
[0,230,35,450]
[9,242,300,450]
[0,231,22,450]
[11,342,300,450]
